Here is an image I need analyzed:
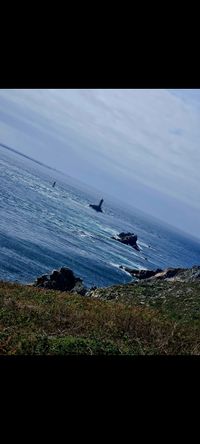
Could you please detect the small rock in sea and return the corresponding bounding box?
[111,232,140,251]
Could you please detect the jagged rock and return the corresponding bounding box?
[111,232,140,251]
[150,268,183,280]
[122,268,162,279]
[34,267,87,295]
[121,266,200,283]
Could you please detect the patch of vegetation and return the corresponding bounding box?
[0,280,200,355]
[92,281,200,323]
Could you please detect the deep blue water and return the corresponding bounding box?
[1,146,200,289]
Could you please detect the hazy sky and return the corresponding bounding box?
[0,89,200,238]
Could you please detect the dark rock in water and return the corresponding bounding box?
[34,267,87,295]
[123,268,162,279]
[89,199,104,213]
[111,232,140,251]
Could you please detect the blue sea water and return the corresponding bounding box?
[1,146,200,289]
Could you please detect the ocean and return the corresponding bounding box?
[1,146,200,289]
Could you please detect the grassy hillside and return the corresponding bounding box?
[0,280,200,355]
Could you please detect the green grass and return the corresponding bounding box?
[91,280,200,322]
[1,280,200,355]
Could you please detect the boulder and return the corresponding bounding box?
[34,267,87,295]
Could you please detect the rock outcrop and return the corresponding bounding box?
[119,267,162,279]
[120,265,200,283]
[112,232,140,251]
[33,267,87,295]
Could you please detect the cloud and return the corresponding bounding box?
[0,88,200,235]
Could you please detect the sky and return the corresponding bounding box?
[0,89,200,238]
